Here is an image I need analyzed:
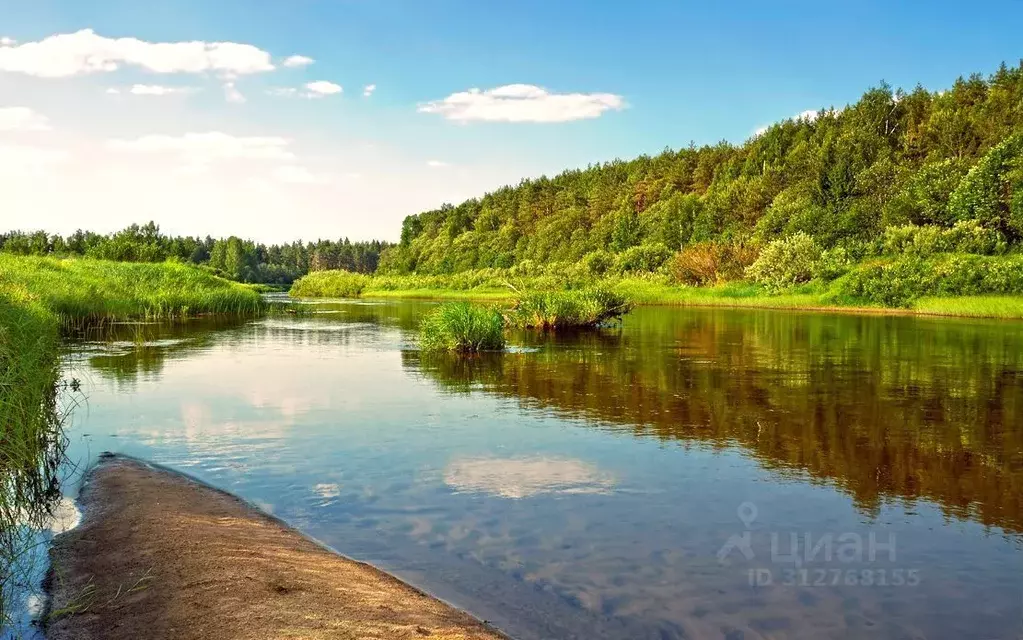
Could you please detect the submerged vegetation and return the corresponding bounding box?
[419,302,506,353]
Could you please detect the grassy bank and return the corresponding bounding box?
[290,262,1023,320]
[0,255,266,625]
[0,255,265,328]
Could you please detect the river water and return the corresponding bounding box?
[30,300,1023,638]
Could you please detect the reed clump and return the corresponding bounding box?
[507,287,633,330]
[418,302,506,353]
[290,270,371,298]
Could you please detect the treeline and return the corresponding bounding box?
[383,62,1023,275]
[0,223,392,284]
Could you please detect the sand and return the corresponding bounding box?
[45,454,509,640]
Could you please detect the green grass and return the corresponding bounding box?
[419,302,506,352]
[912,296,1023,318]
[0,255,267,625]
[290,270,371,298]
[508,288,633,329]
[0,255,265,329]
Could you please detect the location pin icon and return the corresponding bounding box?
[737,502,758,529]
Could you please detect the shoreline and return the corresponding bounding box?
[298,287,1023,321]
[44,454,509,640]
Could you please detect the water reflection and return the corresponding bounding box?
[408,310,1023,534]
[55,301,1023,640]
[444,456,615,498]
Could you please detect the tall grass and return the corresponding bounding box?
[290,270,371,298]
[0,255,265,329]
[0,255,266,626]
[0,295,65,626]
[419,303,506,352]
[508,288,633,329]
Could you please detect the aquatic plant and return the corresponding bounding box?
[418,302,506,352]
[507,288,633,330]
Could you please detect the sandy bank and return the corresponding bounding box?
[45,454,509,640]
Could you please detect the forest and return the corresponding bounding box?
[380,62,1023,292]
[0,223,391,284]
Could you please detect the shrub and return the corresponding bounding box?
[744,232,822,290]
[948,133,1023,235]
[881,221,1007,256]
[418,302,506,352]
[508,288,633,329]
[290,270,370,298]
[580,250,613,276]
[811,247,855,282]
[833,253,1023,307]
[667,240,760,285]
[615,243,672,273]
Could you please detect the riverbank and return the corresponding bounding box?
[289,270,1023,320]
[45,455,507,640]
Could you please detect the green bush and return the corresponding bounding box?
[812,247,855,281]
[667,240,760,285]
[881,220,1007,256]
[580,250,614,276]
[948,133,1023,235]
[508,287,633,329]
[744,233,822,290]
[290,270,371,297]
[615,243,672,273]
[418,302,506,352]
[833,253,1023,307]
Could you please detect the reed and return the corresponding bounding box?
[507,288,633,329]
[418,302,506,352]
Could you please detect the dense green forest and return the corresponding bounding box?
[381,62,1023,279]
[0,223,391,284]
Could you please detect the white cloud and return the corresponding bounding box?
[107,132,294,167]
[0,28,275,78]
[362,84,376,97]
[418,84,625,123]
[0,107,51,131]
[282,55,314,68]
[272,164,325,184]
[105,87,120,95]
[305,81,342,97]
[0,37,16,47]
[266,87,298,97]
[128,84,194,96]
[223,82,245,103]
[426,159,448,168]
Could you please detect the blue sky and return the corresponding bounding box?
[1,0,1020,242]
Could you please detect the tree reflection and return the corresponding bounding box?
[406,309,1023,534]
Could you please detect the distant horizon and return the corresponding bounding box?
[3,0,1021,244]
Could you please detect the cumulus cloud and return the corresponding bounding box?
[0,28,276,78]
[0,107,51,131]
[426,159,448,168]
[418,84,625,123]
[282,54,314,68]
[444,456,615,499]
[107,132,294,168]
[0,37,16,46]
[305,80,342,97]
[362,84,376,97]
[223,82,245,103]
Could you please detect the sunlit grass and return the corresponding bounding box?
[913,296,1023,318]
[0,255,265,329]
[508,288,633,329]
[418,302,506,352]
[290,270,371,298]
